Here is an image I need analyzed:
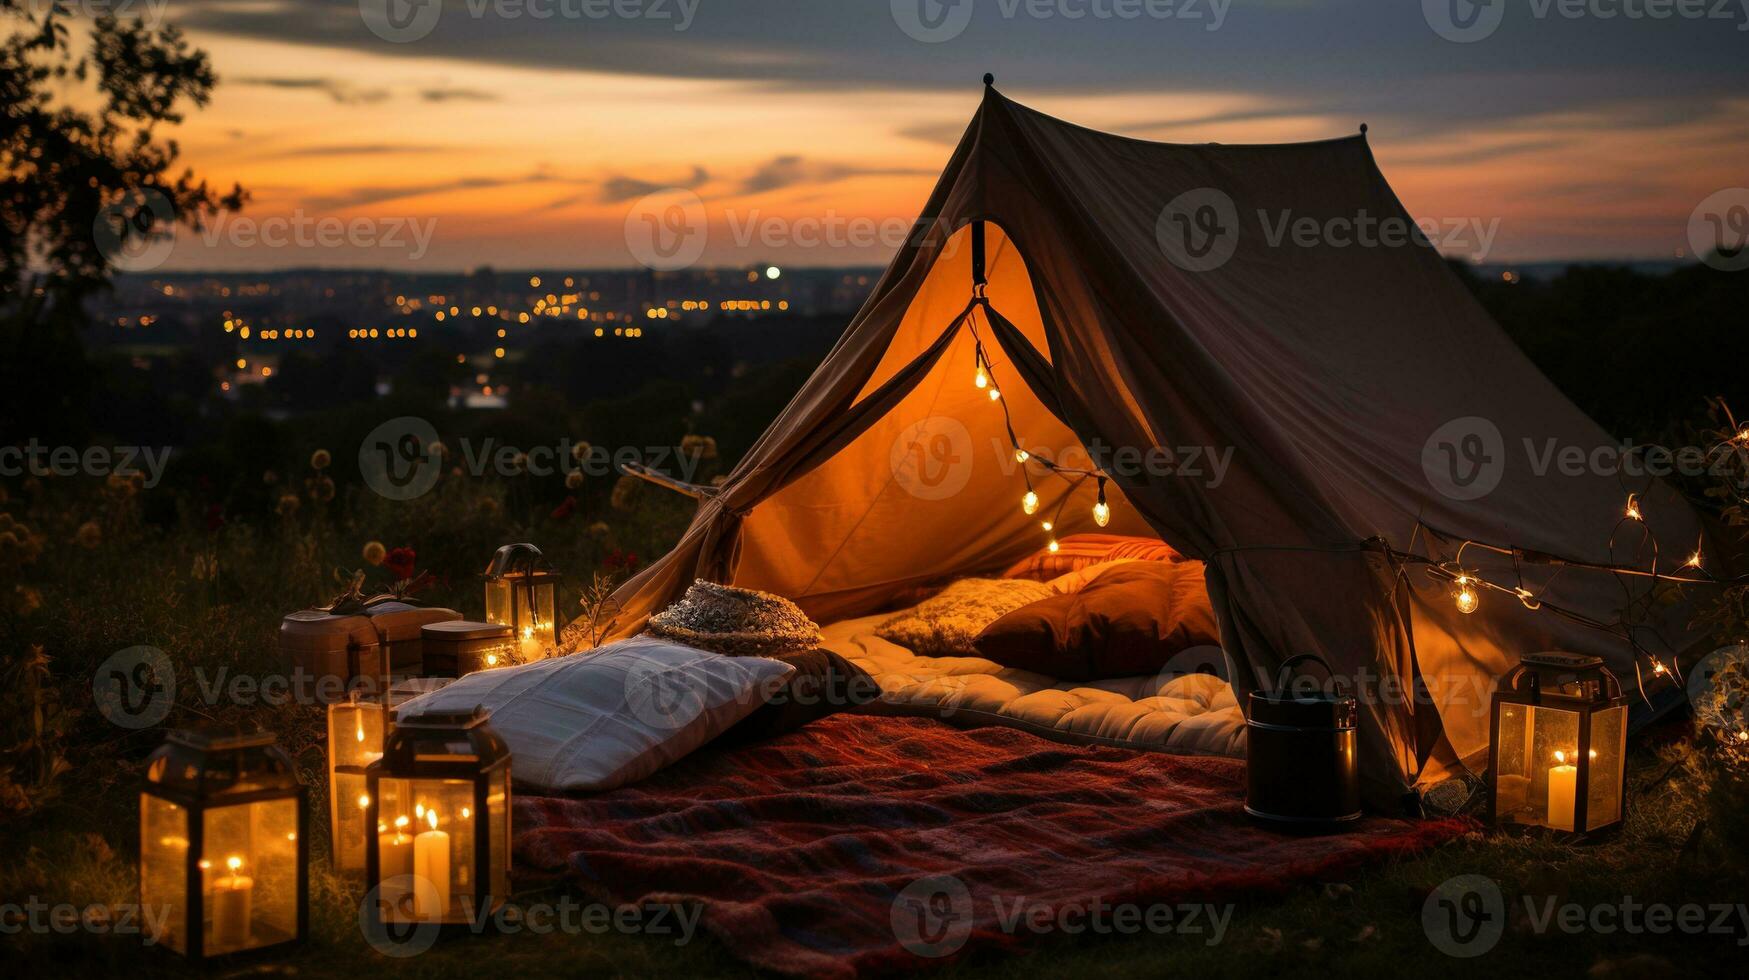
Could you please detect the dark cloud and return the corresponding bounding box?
[419,87,501,102]
[598,165,709,203]
[260,143,453,159]
[234,76,392,105]
[740,156,933,195]
[305,170,591,211]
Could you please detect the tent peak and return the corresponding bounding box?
[983,72,995,87]
[1359,122,1369,136]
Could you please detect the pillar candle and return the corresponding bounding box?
[1547,753,1577,832]
[211,857,253,950]
[379,817,415,880]
[413,811,450,919]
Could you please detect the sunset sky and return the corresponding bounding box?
[66,0,1749,270]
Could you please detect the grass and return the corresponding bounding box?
[2,470,1746,978]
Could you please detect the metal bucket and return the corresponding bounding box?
[1245,654,1362,831]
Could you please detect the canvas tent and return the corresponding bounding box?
[609,82,1710,810]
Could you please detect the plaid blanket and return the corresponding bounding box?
[515,714,1469,977]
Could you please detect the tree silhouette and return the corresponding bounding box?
[1,1,244,442]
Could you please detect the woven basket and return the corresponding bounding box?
[647,579,822,657]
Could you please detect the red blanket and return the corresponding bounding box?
[515,714,1469,977]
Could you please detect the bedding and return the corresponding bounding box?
[717,648,881,745]
[974,560,1221,680]
[873,576,1052,657]
[824,609,1245,757]
[1001,532,1184,581]
[395,635,794,792]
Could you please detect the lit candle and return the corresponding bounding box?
[1547,751,1577,832]
[413,809,450,919]
[211,856,253,950]
[519,625,543,662]
[378,815,414,880]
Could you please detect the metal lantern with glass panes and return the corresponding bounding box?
[140,728,308,958]
[326,692,386,875]
[483,543,561,661]
[1487,652,1628,834]
[364,708,511,926]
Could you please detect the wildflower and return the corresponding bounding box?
[611,474,641,511]
[587,521,611,541]
[680,434,718,461]
[307,474,336,503]
[570,440,592,462]
[276,493,300,517]
[384,547,416,582]
[263,470,279,486]
[362,541,387,566]
[507,451,528,476]
[75,520,101,549]
[603,548,640,573]
[565,470,585,490]
[550,496,577,521]
[13,585,41,616]
[204,503,226,532]
[0,512,13,531]
[478,497,500,516]
[310,448,332,471]
[429,440,448,459]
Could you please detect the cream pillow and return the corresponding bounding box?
[396,636,794,792]
[876,577,1053,657]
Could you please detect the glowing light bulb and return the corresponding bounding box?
[1040,520,1053,532]
[1092,501,1110,528]
[1624,494,1642,521]
[974,366,989,389]
[1686,551,1703,569]
[1022,490,1039,515]
[1047,538,1060,553]
[988,387,1001,401]
[357,793,371,809]
[1015,449,1029,463]
[1453,576,1479,615]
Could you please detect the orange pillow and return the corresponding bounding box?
[1002,534,1182,582]
[974,561,1219,681]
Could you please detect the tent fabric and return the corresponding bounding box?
[608,86,1708,809]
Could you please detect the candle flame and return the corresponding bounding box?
[415,802,424,819]
[358,793,371,809]
[426,809,439,831]
[395,815,410,830]
[226,856,243,873]
[461,807,471,819]
[355,721,365,743]
[1553,750,1567,764]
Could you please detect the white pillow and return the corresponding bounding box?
[396,636,794,792]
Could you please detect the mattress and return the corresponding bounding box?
[821,612,1247,758]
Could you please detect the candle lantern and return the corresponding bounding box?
[364,708,511,926]
[1487,652,1628,834]
[140,728,308,959]
[326,693,386,875]
[483,543,561,661]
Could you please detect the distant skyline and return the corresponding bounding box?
[60,0,1749,270]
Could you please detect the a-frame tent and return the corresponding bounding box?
[610,81,1709,809]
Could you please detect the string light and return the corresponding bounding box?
[1047,538,1060,553]
[974,364,989,390]
[1040,520,1053,532]
[1624,493,1642,521]
[1015,449,1029,463]
[1092,478,1110,528]
[1453,574,1480,615]
[988,387,1001,401]
[1022,489,1039,515]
